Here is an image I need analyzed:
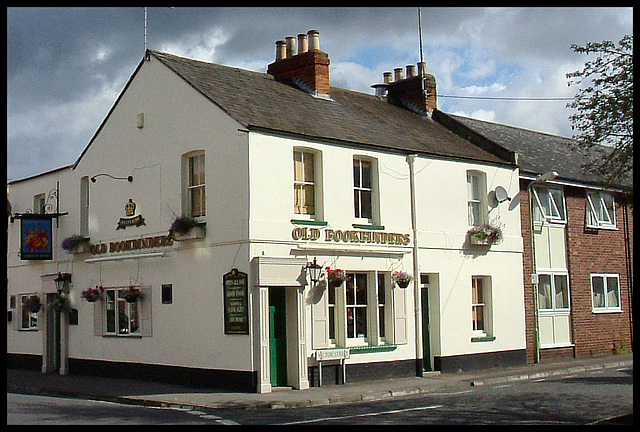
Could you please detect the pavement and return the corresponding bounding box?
[7,353,633,412]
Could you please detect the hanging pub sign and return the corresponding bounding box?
[20,215,53,260]
[223,268,249,335]
[116,199,146,230]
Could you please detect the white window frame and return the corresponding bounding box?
[532,186,566,223]
[586,191,616,229]
[182,151,206,218]
[104,288,142,336]
[331,271,391,348]
[471,276,492,339]
[537,272,571,312]
[19,294,39,331]
[353,157,379,224]
[590,273,622,313]
[467,171,487,227]
[293,149,319,217]
[345,273,369,343]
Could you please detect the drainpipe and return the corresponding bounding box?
[406,154,423,375]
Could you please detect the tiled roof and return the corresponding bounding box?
[449,114,623,187]
[149,50,507,165]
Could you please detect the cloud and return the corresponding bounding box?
[6,7,633,180]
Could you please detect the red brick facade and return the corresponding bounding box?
[520,179,633,363]
[267,50,330,97]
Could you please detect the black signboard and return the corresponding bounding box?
[223,269,249,335]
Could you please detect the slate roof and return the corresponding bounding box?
[449,114,622,188]
[149,50,507,165]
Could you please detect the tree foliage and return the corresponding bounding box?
[566,35,633,191]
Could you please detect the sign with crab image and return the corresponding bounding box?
[20,215,53,260]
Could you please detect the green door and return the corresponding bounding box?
[269,288,287,387]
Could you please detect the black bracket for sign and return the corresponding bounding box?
[12,212,68,219]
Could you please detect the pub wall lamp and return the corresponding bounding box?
[90,173,133,183]
[306,257,323,284]
[54,272,72,293]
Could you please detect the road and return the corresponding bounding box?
[8,366,632,425]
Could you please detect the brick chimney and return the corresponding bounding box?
[267,30,331,99]
[378,61,437,116]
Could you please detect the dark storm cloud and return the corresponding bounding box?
[7,7,633,181]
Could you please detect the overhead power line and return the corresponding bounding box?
[437,94,573,101]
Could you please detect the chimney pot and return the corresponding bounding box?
[307,29,320,50]
[418,61,428,76]
[285,36,297,58]
[406,64,416,78]
[297,33,308,54]
[275,40,287,60]
[383,71,393,83]
[394,67,404,82]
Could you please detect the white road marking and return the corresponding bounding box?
[276,404,444,425]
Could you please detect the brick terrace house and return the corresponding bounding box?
[440,115,633,363]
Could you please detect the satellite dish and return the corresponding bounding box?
[495,186,511,203]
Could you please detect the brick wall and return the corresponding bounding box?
[520,179,633,363]
[267,50,330,97]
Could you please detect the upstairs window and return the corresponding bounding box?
[467,171,487,226]
[34,193,46,214]
[586,191,615,229]
[293,150,316,215]
[353,158,373,221]
[532,186,566,223]
[182,151,206,218]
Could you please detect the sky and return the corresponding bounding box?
[7,7,633,181]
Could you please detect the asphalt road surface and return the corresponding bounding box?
[8,365,632,425]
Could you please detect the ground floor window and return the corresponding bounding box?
[471,276,492,338]
[346,273,368,340]
[104,288,141,336]
[328,271,391,347]
[591,273,621,312]
[19,294,39,330]
[537,272,572,347]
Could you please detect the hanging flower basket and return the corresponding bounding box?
[326,267,348,288]
[23,295,42,313]
[169,216,206,241]
[61,234,91,254]
[392,270,413,288]
[123,286,143,303]
[467,223,503,246]
[81,286,104,302]
[53,293,70,312]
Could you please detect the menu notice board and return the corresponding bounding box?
[223,269,249,334]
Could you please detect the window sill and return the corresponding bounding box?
[291,219,328,227]
[592,308,623,314]
[585,224,618,231]
[471,336,496,343]
[349,344,397,354]
[352,223,385,230]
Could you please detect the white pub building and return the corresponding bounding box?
[8,30,526,392]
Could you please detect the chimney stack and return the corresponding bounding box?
[267,30,331,99]
[379,60,437,115]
